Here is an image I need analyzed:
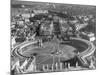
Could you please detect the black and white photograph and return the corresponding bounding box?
[11,0,96,75]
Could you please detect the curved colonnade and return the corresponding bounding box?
[12,37,95,68]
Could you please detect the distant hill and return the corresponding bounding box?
[11,1,96,16]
